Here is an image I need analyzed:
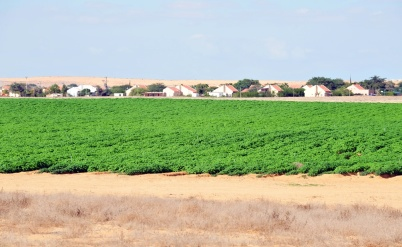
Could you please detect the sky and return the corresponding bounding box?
[0,0,401,81]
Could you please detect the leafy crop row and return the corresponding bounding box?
[0,98,401,175]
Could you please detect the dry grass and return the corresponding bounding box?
[1,190,401,246]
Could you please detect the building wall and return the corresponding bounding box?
[304,87,316,97]
[67,85,97,97]
[211,85,235,97]
[163,88,182,97]
[175,85,193,96]
[304,85,330,97]
[347,85,369,95]
[9,92,21,97]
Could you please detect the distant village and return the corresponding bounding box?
[0,76,401,98]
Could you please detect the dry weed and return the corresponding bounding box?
[0,190,401,246]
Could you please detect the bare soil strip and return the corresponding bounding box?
[1,172,402,209]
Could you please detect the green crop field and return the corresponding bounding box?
[0,98,401,176]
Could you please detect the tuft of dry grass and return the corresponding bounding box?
[0,190,401,246]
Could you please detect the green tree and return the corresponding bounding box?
[49,84,61,94]
[29,87,45,97]
[93,85,111,96]
[129,88,147,96]
[277,84,305,97]
[147,83,166,92]
[10,82,25,96]
[79,88,91,96]
[384,80,395,91]
[332,87,353,96]
[307,77,345,90]
[110,84,131,94]
[61,84,68,96]
[194,84,209,95]
[233,79,260,91]
[94,86,103,96]
[360,75,386,93]
[101,88,112,96]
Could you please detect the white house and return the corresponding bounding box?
[9,91,21,97]
[303,85,332,97]
[163,86,182,97]
[176,85,199,97]
[126,85,147,96]
[260,84,283,96]
[67,85,97,97]
[209,84,238,97]
[347,84,370,96]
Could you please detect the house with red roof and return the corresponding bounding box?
[209,84,238,97]
[176,85,199,97]
[163,86,182,97]
[0,85,10,96]
[241,84,261,93]
[260,84,283,96]
[347,84,370,96]
[303,85,332,97]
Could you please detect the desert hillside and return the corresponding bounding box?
[0,76,307,88]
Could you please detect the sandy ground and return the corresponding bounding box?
[1,172,401,209]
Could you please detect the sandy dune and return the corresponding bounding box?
[0,76,306,88]
[1,172,401,209]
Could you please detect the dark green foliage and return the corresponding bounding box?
[307,77,345,90]
[10,82,25,94]
[332,87,353,96]
[360,75,387,92]
[110,84,131,94]
[80,88,91,96]
[129,88,147,96]
[61,84,68,96]
[147,83,166,92]
[49,84,61,94]
[125,164,172,175]
[233,79,260,91]
[40,163,89,174]
[0,98,401,176]
[194,84,209,95]
[278,84,305,97]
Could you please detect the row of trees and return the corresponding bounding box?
[6,83,70,97]
[5,82,133,97]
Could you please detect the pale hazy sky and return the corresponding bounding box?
[1,0,401,81]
